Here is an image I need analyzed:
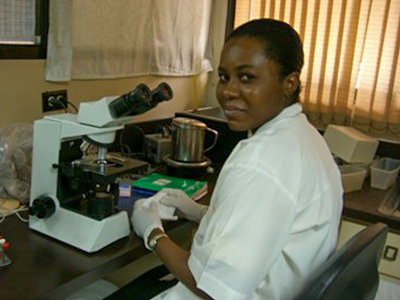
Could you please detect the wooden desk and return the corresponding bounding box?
[343,181,400,233]
[0,211,197,300]
[0,163,217,300]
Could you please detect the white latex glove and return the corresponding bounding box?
[141,191,177,221]
[159,188,208,223]
[131,199,164,250]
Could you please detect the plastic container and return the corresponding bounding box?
[370,157,400,190]
[339,165,368,193]
[323,125,379,163]
[343,160,375,178]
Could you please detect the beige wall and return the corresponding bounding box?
[0,1,227,126]
[0,59,210,125]
[206,0,228,104]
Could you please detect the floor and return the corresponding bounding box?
[64,253,163,300]
[375,277,400,300]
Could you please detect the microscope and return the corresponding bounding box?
[28,83,173,252]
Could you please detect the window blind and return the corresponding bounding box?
[233,0,400,139]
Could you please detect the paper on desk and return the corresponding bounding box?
[141,191,178,221]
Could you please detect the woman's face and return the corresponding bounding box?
[216,36,292,132]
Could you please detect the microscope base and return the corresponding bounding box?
[29,207,130,253]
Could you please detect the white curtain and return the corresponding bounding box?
[45,0,213,82]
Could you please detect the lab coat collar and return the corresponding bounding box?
[255,103,302,135]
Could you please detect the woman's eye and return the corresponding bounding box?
[219,73,229,83]
[240,74,255,83]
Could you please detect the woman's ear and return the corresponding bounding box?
[284,72,300,101]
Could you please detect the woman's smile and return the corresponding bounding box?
[216,36,290,132]
[223,104,247,118]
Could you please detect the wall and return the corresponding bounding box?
[205,0,229,104]
[0,60,209,125]
[0,0,228,126]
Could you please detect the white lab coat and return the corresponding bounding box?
[159,104,343,300]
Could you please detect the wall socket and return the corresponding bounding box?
[42,90,68,112]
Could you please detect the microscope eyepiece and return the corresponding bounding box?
[108,83,173,119]
[151,82,173,104]
[109,84,151,118]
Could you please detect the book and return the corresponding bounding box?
[132,173,208,201]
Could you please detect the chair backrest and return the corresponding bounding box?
[295,222,388,300]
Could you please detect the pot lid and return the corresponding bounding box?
[172,117,207,129]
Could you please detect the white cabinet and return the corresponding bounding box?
[338,219,400,282]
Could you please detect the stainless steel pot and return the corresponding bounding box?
[170,117,218,162]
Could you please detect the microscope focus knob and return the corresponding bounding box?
[29,196,56,219]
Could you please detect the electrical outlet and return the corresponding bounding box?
[42,90,68,112]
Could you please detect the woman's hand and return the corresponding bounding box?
[159,188,208,223]
[131,199,164,250]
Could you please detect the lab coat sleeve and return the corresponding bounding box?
[188,163,297,300]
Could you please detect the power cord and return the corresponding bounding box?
[49,95,79,113]
[0,205,29,224]
[57,98,79,113]
[67,101,79,112]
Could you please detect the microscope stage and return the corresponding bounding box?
[78,153,148,177]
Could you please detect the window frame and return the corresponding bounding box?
[225,0,237,39]
[0,0,49,59]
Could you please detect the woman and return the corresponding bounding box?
[132,18,343,300]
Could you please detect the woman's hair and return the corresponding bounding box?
[227,19,304,103]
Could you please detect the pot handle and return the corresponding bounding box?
[204,128,218,153]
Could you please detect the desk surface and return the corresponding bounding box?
[343,181,400,233]
[0,211,197,300]
[0,165,216,300]
[3,169,399,299]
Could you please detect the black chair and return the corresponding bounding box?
[295,222,389,300]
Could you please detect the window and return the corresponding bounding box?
[0,0,49,59]
[229,0,400,139]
